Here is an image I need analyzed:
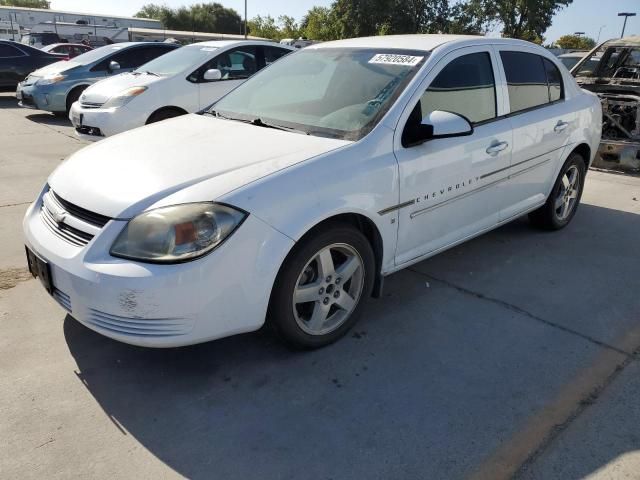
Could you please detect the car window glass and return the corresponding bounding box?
[0,44,23,57]
[139,46,173,64]
[264,46,291,66]
[420,51,496,124]
[543,58,563,102]
[500,51,549,113]
[206,46,258,80]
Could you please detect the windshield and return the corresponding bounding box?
[211,48,427,140]
[68,44,131,66]
[136,44,217,76]
[575,45,639,79]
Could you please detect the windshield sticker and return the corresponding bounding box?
[369,54,423,66]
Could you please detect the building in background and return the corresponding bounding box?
[0,5,162,37]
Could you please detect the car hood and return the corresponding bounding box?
[49,114,351,218]
[30,60,81,78]
[81,72,163,104]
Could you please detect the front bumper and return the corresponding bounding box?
[69,102,144,141]
[23,190,294,347]
[16,81,66,113]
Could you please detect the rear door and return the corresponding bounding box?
[393,46,513,266]
[495,49,577,220]
[0,43,27,87]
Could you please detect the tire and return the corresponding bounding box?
[146,108,185,124]
[65,87,85,115]
[268,223,376,349]
[529,152,586,230]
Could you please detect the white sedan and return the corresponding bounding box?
[24,34,601,349]
[68,40,293,140]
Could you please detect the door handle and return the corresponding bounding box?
[486,141,509,156]
[554,120,569,133]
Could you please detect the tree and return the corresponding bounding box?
[487,0,573,42]
[555,34,596,50]
[0,0,50,7]
[135,2,242,34]
[279,15,301,39]
[247,15,280,39]
[301,7,340,41]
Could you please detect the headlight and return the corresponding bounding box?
[37,73,66,85]
[110,203,247,263]
[102,86,147,109]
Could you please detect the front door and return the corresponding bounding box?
[393,47,513,267]
[196,45,259,109]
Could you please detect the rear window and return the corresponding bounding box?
[500,51,563,114]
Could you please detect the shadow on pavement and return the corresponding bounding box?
[25,112,70,126]
[63,203,640,480]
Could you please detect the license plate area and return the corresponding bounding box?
[25,246,53,294]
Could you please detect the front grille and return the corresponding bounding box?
[87,309,192,337]
[51,191,110,228]
[53,289,72,313]
[40,189,111,247]
[79,101,104,109]
[41,203,94,246]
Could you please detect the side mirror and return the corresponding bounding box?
[203,68,222,81]
[402,110,473,147]
[108,61,120,72]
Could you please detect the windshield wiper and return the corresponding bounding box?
[206,111,308,135]
[250,117,309,135]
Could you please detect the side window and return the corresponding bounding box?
[420,52,496,124]
[204,46,258,81]
[139,46,173,65]
[543,58,563,102]
[109,47,146,69]
[0,44,24,57]
[264,46,291,66]
[500,51,550,113]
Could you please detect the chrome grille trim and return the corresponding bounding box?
[49,190,110,228]
[79,101,104,109]
[41,203,93,246]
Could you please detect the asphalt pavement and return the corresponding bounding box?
[1,91,639,480]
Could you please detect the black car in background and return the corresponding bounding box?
[0,40,63,89]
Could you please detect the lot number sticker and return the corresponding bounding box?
[369,54,423,66]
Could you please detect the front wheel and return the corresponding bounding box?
[268,224,375,349]
[529,153,586,230]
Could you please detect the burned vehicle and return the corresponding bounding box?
[571,36,640,172]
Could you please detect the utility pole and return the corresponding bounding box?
[244,0,247,39]
[618,12,636,38]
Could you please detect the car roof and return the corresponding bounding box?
[308,34,536,52]
[603,35,640,47]
[185,40,290,49]
[44,43,91,48]
[559,52,587,58]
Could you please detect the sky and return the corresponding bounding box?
[49,0,639,43]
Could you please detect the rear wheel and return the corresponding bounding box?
[529,152,586,230]
[268,224,375,349]
[146,108,185,124]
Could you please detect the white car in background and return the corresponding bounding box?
[25,35,601,349]
[69,40,293,140]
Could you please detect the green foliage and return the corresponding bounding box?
[0,0,50,7]
[555,34,596,50]
[301,7,340,41]
[488,0,573,42]
[135,2,242,34]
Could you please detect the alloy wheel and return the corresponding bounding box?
[554,165,580,221]
[292,243,365,336]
